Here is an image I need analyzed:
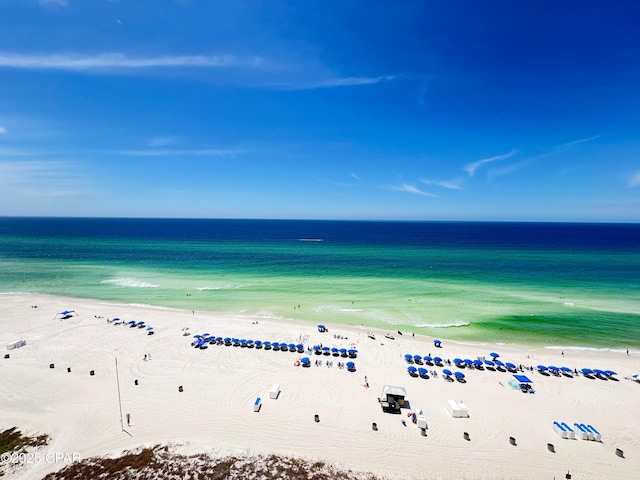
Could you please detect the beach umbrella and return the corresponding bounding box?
[407,366,417,373]
[463,359,473,366]
[301,357,310,363]
[146,326,153,331]
[604,370,617,376]
[537,365,548,371]
[581,368,593,375]
[348,349,357,357]
[560,366,572,372]
[272,342,279,347]
[490,352,500,359]
[453,358,463,365]
[433,356,443,364]
[202,333,210,337]
[224,337,231,342]
[346,361,355,370]
[404,354,413,362]
[296,343,304,349]
[473,359,483,367]
[548,365,559,371]
[418,367,428,376]
[424,355,433,362]
[289,343,296,349]
[112,317,120,321]
[339,348,347,354]
[434,339,441,346]
[593,369,604,375]
[494,360,504,366]
[254,340,262,345]
[128,320,136,325]
[331,347,339,353]
[505,362,516,370]
[454,371,465,379]
[413,355,422,362]
[313,345,321,351]
[443,369,452,376]
[193,334,201,338]
[484,360,494,366]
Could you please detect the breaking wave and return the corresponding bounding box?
[101,278,160,288]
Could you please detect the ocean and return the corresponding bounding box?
[1,217,639,350]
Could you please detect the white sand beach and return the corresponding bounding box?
[1,293,639,480]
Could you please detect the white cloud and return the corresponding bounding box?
[391,183,437,197]
[420,177,463,190]
[114,148,243,157]
[351,172,361,180]
[554,135,600,150]
[0,126,6,134]
[0,160,83,196]
[464,149,516,176]
[627,171,640,188]
[0,52,257,71]
[282,75,395,90]
[39,0,69,7]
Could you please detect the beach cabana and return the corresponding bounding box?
[379,385,407,413]
[509,374,534,393]
[346,361,356,372]
[55,310,77,320]
[447,400,469,418]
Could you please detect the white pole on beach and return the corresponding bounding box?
[115,356,124,431]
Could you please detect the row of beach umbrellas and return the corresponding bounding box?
[115,319,153,332]
[192,334,305,352]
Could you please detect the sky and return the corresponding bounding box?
[1,1,639,222]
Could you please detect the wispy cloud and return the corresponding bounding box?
[0,160,85,196]
[0,126,6,134]
[487,159,532,179]
[554,135,600,150]
[0,52,261,71]
[147,136,180,147]
[351,172,361,180]
[464,149,516,176]
[390,183,437,197]
[627,171,640,188]
[294,75,395,90]
[114,148,243,157]
[420,177,463,190]
[40,0,69,7]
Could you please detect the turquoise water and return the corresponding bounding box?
[1,218,639,349]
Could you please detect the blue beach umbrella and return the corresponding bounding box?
[346,361,355,370]
[301,357,310,364]
[581,368,593,375]
[433,356,443,364]
[348,349,357,357]
[289,343,296,349]
[146,326,153,331]
[463,359,473,366]
[593,369,605,375]
[454,371,465,379]
[418,367,428,376]
[453,358,463,365]
[331,347,339,353]
[473,359,483,367]
[193,334,201,338]
[404,354,413,362]
[442,369,452,376]
[548,365,559,371]
[112,317,120,321]
[424,355,433,362]
[413,355,422,362]
[604,370,617,376]
[339,348,347,355]
[407,366,417,373]
[202,333,210,337]
[484,360,495,366]
[505,362,517,370]
[560,366,572,373]
[494,360,504,367]
[537,365,548,371]
[490,352,500,359]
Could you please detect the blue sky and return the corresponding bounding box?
[1,0,639,221]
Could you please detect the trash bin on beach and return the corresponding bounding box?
[616,448,624,458]
[509,436,516,446]
[90,370,95,376]
[372,422,377,431]
[134,379,139,385]
[178,385,183,392]
[49,363,54,369]
[67,367,71,373]
[314,414,320,422]
[547,443,555,453]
